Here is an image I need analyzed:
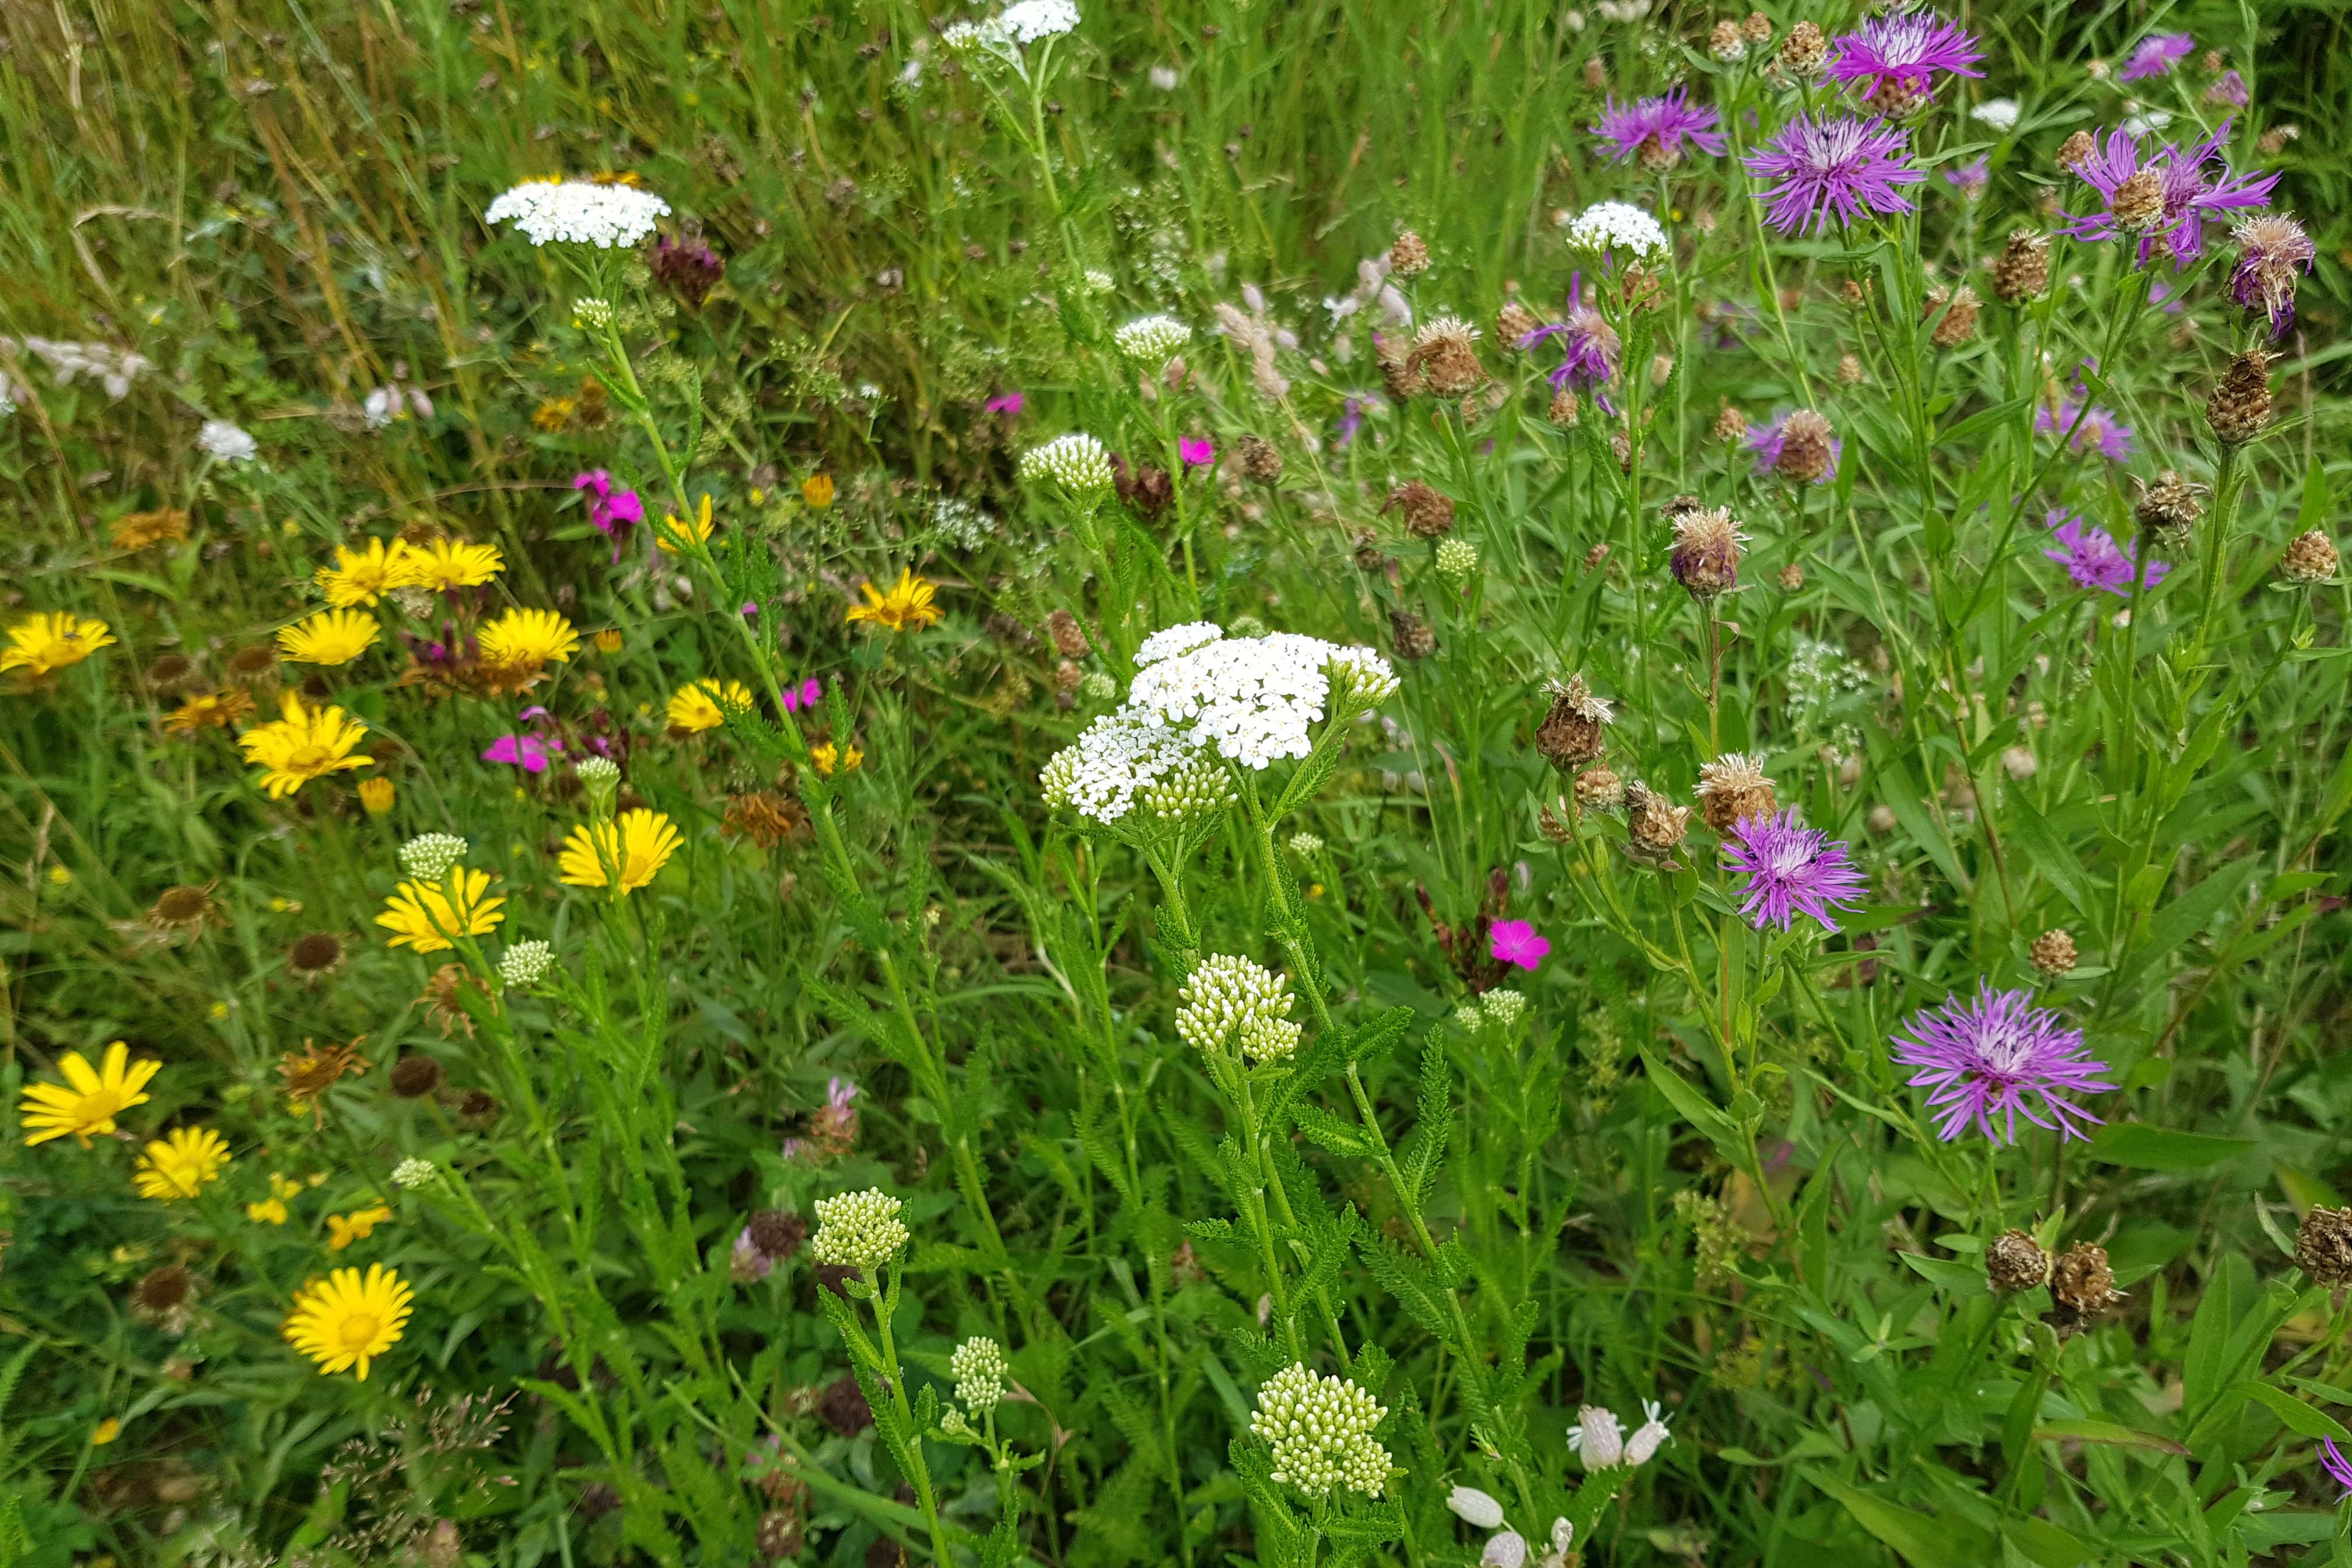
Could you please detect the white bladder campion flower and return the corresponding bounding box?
[198,419,258,463]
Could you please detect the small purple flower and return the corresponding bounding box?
[1744,113,1926,236]
[1489,919,1550,971]
[650,234,725,308]
[2229,214,2316,337]
[2322,1437,2352,1500]
[2035,389,2135,462]
[730,1228,774,1283]
[985,391,1026,417]
[1335,395,1369,449]
[2204,69,2248,108]
[2118,31,2194,82]
[1179,438,1216,468]
[1827,12,1985,109]
[1890,985,2115,1145]
[1943,156,1990,197]
[2043,510,2168,596]
[482,732,562,774]
[2062,123,2279,270]
[1591,86,1727,170]
[575,470,645,561]
[1746,411,1842,486]
[1723,810,1868,933]
[1518,274,1620,398]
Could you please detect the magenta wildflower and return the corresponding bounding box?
[574,470,645,561]
[1722,811,1868,933]
[2322,1438,2352,1500]
[482,732,562,774]
[1826,12,1985,109]
[1489,919,1550,971]
[1179,438,1216,468]
[1591,86,1727,170]
[1744,113,1925,236]
[2063,123,2278,269]
[1746,412,1842,486]
[1518,274,1620,398]
[985,391,1026,417]
[784,1076,860,1160]
[2035,389,2135,462]
[649,234,724,308]
[2043,510,2168,596]
[1890,985,2115,1145]
[781,676,824,712]
[2118,31,2194,82]
[1335,395,1369,449]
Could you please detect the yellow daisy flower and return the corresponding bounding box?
[478,608,579,673]
[237,692,375,800]
[400,537,505,594]
[376,867,506,953]
[666,678,754,734]
[2,612,117,678]
[111,508,191,552]
[275,608,380,667]
[162,689,257,733]
[656,494,715,554]
[313,538,416,608]
[558,808,684,897]
[282,1264,414,1380]
[132,1126,233,1200]
[802,474,835,510]
[18,1041,160,1147]
[326,1204,393,1251]
[843,568,943,634]
[810,741,864,776]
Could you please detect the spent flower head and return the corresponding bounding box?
[809,1188,909,1271]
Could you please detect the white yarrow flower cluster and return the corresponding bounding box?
[1042,713,1217,826]
[484,179,671,248]
[1177,954,1300,1063]
[499,940,555,989]
[1019,432,1115,499]
[1126,626,1396,769]
[1562,200,1670,260]
[198,419,259,463]
[574,755,621,787]
[1251,1362,1391,1499]
[398,833,470,881]
[1567,1400,1671,1469]
[810,1187,909,1270]
[1114,313,1191,365]
[951,1336,1009,1411]
[390,1157,439,1190]
[1000,0,1081,43]
[1971,97,2021,133]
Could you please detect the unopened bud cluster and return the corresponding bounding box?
[1114,314,1191,366]
[809,1187,909,1272]
[499,939,555,989]
[399,834,470,881]
[1020,433,1116,500]
[951,1335,1009,1411]
[1250,1362,1392,1499]
[1176,954,1301,1063]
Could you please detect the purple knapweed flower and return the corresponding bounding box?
[2229,214,2316,337]
[1179,438,1216,468]
[2035,390,2135,462]
[2322,1437,2352,1500]
[2205,69,2249,108]
[1827,12,1985,112]
[2062,123,2278,269]
[730,1228,774,1283]
[1943,156,1990,197]
[1744,113,1926,236]
[1335,395,1369,449]
[1746,411,1843,486]
[1890,985,2115,1145]
[2118,31,2194,82]
[1518,274,1620,399]
[1722,810,1868,933]
[2043,510,2168,596]
[1489,919,1550,971]
[650,234,725,308]
[1591,86,1727,171]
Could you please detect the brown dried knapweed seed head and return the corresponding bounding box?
[1986,1230,2053,1293]
[2205,349,2273,446]
[819,1373,874,1436]
[1695,752,1778,836]
[1574,765,1626,812]
[2132,470,2207,541]
[1387,480,1457,539]
[747,1209,809,1262]
[1352,531,1388,572]
[1712,404,1749,443]
[1927,284,1981,348]
[1669,505,1746,600]
[1776,20,1826,77]
[1777,562,1805,591]
[2292,1205,2352,1287]
[1390,609,1437,661]
[1993,230,2052,303]
[1236,434,1284,484]
[1534,674,1614,770]
[1045,608,1091,659]
[2280,531,2340,584]
[1388,229,1430,277]
[2056,130,2098,174]
[1548,386,1581,428]
[1495,299,1539,348]
[1406,316,1486,397]
[1376,334,1424,401]
[1626,782,1692,856]
[2029,928,2078,977]
[388,1054,444,1098]
[2045,1241,2126,1334]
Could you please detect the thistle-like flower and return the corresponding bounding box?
[1825,12,1983,117]
[1721,810,1867,932]
[1250,1363,1391,1499]
[1748,410,1840,485]
[1668,506,1746,599]
[1695,752,1777,836]
[2227,214,2314,336]
[1534,674,1613,770]
[1889,985,2115,1144]
[1591,88,1727,171]
[1744,114,1923,236]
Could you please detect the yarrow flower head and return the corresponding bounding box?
[499,940,555,989]
[1041,713,1230,828]
[1891,985,2115,1144]
[484,178,671,247]
[2062,123,2278,270]
[1562,200,1669,260]
[2118,31,2194,82]
[390,1157,438,1190]
[1971,97,2021,134]
[951,1336,1009,1412]
[1722,810,1867,933]
[2043,510,2168,596]
[1826,12,1984,116]
[1177,954,1301,1063]
[1745,113,1924,235]
[1000,0,1080,43]
[1020,433,1115,501]
[809,1187,908,1271]
[1591,87,1726,171]
[398,834,470,881]
[1124,625,1395,769]
[1250,1362,1391,1499]
[1113,314,1191,365]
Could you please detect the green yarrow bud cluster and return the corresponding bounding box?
[1434,538,1480,586]
[810,1188,909,1271]
[1250,1362,1392,1499]
[398,834,469,880]
[1480,989,1527,1028]
[1019,433,1115,502]
[498,940,555,989]
[1177,954,1301,1063]
[1138,752,1238,825]
[1113,314,1191,366]
[951,1336,1009,1412]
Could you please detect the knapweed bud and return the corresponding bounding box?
[1407,316,1486,397]
[2110,169,2165,231]
[1993,230,2051,303]
[2280,531,2339,584]
[808,1187,909,1272]
[388,1054,443,1098]
[1695,752,1777,836]
[1376,335,1424,400]
[1776,20,1826,77]
[1574,765,1625,812]
[2029,928,2078,977]
[1388,480,1457,539]
[1389,229,1430,277]
[1045,608,1091,658]
[2056,130,2097,174]
[2045,1241,2124,1335]
[1534,674,1614,770]
[2205,349,2273,446]
[1709,18,1745,61]
[2293,1205,2352,1287]
[1390,609,1438,660]
[1770,410,1837,484]
[1711,404,1748,442]
[1626,782,1692,856]
[1495,298,1539,348]
[1741,10,1771,43]
[1986,1229,2052,1292]
[1547,386,1581,428]
[1236,435,1284,484]
[1926,284,1980,348]
[1668,505,1746,599]
[1777,562,1805,591]
[2132,470,2207,541]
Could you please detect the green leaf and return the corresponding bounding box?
[2032,1419,2189,1455]
[1639,1051,1740,1147]
[2236,1382,2352,1443]
[1807,1472,1993,1568]
[2085,1124,2256,1172]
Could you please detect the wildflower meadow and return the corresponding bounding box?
[6,1,2352,1564]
